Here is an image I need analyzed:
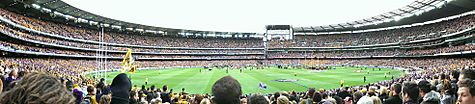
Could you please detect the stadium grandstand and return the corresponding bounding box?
[0,0,475,104]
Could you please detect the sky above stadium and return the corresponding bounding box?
[63,0,414,33]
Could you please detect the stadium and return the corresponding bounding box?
[0,0,475,104]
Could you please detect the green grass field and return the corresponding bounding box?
[98,66,404,94]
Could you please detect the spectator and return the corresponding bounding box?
[99,94,111,104]
[418,80,441,103]
[200,98,211,104]
[85,85,98,104]
[402,81,419,104]
[371,96,382,104]
[212,76,242,104]
[249,94,269,104]
[0,72,75,103]
[353,91,364,104]
[457,79,475,104]
[271,92,281,104]
[277,96,290,104]
[458,69,475,85]
[383,83,402,104]
[73,84,84,104]
[357,96,373,104]
[0,77,2,94]
[4,69,17,89]
[440,80,456,104]
[110,73,132,104]
[299,88,316,104]
[313,91,323,103]
[378,86,388,101]
[161,85,172,103]
[96,78,105,90]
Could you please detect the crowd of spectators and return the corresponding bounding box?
[0,8,264,48]
[3,8,475,50]
[0,23,265,54]
[1,57,475,104]
[268,43,475,58]
[1,22,474,59]
[2,8,475,60]
[1,4,475,104]
[268,14,475,48]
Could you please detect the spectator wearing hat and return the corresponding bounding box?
[110,73,132,104]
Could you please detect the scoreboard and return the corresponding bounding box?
[265,25,293,41]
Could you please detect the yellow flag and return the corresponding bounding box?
[120,48,133,73]
[129,65,136,74]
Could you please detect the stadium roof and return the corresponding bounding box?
[294,0,475,33]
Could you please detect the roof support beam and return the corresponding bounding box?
[407,5,420,10]
[328,25,335,29]
[398,9,410,13]
[414,0,437,7]
[310,27,317,33]
[338,24,345,28]
[319,26,326,31]
[371,17,382,21]
[389,12,402,16]
[380,14,390,18]
[363,19,372,22]
[300,27,307,35]
[414,0,429,5]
